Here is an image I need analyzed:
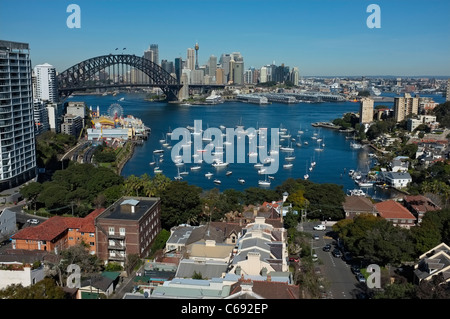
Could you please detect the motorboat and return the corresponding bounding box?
[213,179,221,185]
[226,171,232,176]
[238,178,245,184]
[190,165,201,171]
[348,189,366,196]
[258,179,271,187]
[283,163,293,169]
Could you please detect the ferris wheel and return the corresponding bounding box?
[107,103,124,118]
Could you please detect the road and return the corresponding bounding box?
[299,221,366,299]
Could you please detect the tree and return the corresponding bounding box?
[0,278,66,299]
[160,181,202,229]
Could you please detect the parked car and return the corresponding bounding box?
[351,264,360,274]
[323,244,331,252]
[27,219,39,225]
[343,252,353,262]
[312,254,318,262]
[356,273,366,283]
[313,234,320,240]
[332,249,342,258]
[313,224,326,231]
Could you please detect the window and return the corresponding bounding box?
[89,233,94,237]
[119,228,125,236]
[108,227,114,235]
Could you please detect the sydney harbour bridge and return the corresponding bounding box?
[57,54,225,101]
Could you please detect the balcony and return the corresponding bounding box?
[107,233,125,240]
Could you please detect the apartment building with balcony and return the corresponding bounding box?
[95,197,161,266]
[0,40,37,191]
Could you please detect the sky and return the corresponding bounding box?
[0,0,449,76]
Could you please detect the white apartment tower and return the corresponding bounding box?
[359,97,374,124]
[0,40,37,190]
[33,63,57,103]
[394,93,419,122]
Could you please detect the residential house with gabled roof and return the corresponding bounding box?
[402,195,441,224]
[10,208,105,254]
[374,200,416,228]
[228,217,288,277]
[226,278,300,299]
[343,195,378,219]
[413,242,450,284]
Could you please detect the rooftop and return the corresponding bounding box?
[97,196,159,221]
[375,200,416,220]
[11,208,104,241]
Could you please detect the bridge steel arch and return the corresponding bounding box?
[57,54,182,101]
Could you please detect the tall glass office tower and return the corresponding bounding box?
[0,40,37,191]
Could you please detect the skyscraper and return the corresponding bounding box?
[174,57,183,83]
[186,48,195,71]
[394,93,419,122]
[219,54,231,82]
[34,63,57,103]
[0,40,37,190]
[150,44,159,66]
[208,55,217,77]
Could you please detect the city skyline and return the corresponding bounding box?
[0,0,449,76]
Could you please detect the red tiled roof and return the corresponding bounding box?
[230,278,300,299]
[11,208,105,241]
[375,200,416,220]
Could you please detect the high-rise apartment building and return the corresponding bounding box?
[33,100,50,136]
[359,97,374,124]
[394,93,419,122]
[34,63,57,103]
[0,40,37,190]
[260,66,268,83]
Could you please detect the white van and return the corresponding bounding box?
[313,224,326,231]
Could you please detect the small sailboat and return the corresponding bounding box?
[283,163,293,169]
[258,175,271,187]
[174,167,183,180]
[190,165,201,171]
[154,167,163,173]
[238,178,245,184]
[205,172,213,178]
[213,179,221,185]
[226,171,233,176]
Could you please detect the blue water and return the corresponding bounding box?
[70,91,445,199]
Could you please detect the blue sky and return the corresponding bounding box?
[1,0,449,76]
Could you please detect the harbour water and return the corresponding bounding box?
[70,92,445,200]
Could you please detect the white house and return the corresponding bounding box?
[380,172,412,188]
[0,262,45,290]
